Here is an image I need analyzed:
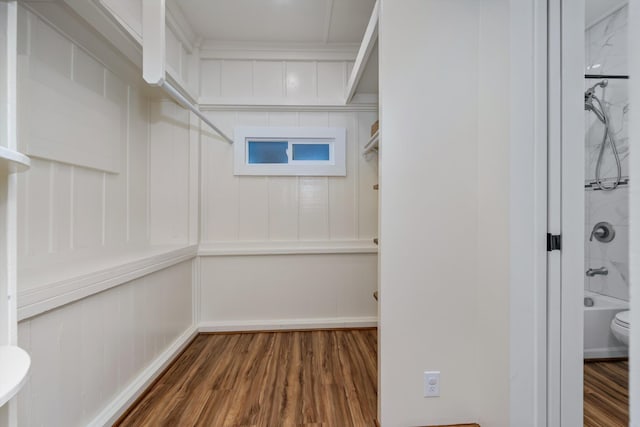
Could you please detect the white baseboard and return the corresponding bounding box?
[584,346,629,359]
[88,325,199,427]
[198,316,378,332]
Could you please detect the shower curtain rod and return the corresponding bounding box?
[585,74,629,79]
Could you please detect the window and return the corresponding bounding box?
[234,127,346,176]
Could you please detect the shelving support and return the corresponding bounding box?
[142,0,233,144]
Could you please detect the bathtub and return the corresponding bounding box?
[584,290,629,359]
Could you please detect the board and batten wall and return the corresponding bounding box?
[379,0,509,425]
[17,261,193,427]
[197,53,379,330]
[14,5,197,426]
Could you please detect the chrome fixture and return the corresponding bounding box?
[584,80,622,191]
[589,221,615,243]
[586,267,608,277]
[584,297,595,307]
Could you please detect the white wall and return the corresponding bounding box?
[474,0,510,425]
[16,6,195,290]
[13,5,197,426]
[17,260,193,427]
[379,0,509,425]
[199,58,356,105]
[197,51,379,328]
[197,107,378,327]
[199,254,376,328]
[200,110,378,243]
[17,7,148,279]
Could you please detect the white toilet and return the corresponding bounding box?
[610,310,630,346]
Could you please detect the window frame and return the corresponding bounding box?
[233,126,347,176]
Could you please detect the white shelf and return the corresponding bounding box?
[0,346,31,407]
[0,146,30,172]
[363,130,379,155]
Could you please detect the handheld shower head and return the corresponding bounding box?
[585,79,609,111]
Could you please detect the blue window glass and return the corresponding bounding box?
[292,143,330,161]
[248,141,288,164]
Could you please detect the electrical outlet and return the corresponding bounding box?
[423,371,440,397]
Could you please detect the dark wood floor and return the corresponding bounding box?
[584,360,629,427]
[116,329,378,427]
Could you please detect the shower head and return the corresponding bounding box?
[585,79,608,111]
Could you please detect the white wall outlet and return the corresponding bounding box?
[423,371,440,397]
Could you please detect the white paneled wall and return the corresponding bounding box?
[148,101,198,246]
[201,110,378,243]
[14,7,197,425]
[199,59,356,105]
[17,7,147,274]
[17,261,193,427]
[197,44,379,327]
[16,7,195,292]
[199,254,377,328]
[198,109,378,328]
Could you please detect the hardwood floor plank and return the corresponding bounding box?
[584,360,629,427]
[117,329,379,427]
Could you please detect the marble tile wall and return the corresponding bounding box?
[585,4,629,183]
[584,4,629,301]
[585,186,629,300]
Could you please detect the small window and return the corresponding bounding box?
[248,141,288,164]
[292,144,330,161]
[234,127,346,176]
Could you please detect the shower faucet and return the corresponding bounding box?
[589,222,615,243]
[586,267,608,277]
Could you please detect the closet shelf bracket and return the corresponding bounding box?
[142,0,233,144]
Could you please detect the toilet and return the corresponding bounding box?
[610,310,630,346]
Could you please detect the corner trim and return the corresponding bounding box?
[88,325,198,427]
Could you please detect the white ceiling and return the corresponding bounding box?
[174,0,376,44]
[585,0,627,27]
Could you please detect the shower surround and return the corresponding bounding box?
[584,4,629,302]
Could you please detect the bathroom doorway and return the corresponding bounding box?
[582,1,630,425]
[552,0,632,424]
[545,0,631,424]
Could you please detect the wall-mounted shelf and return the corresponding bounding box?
[0,146,30,173]
[363,130,379,155]
[345,0,379,103]
[0,346,31,407]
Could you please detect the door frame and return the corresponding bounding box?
[509,0,550,424]
[509,0,585,425]
[559,0,585,424]
[628,2,639,425]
